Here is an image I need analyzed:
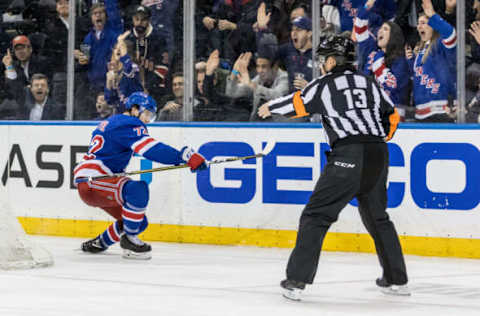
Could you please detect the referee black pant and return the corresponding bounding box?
[286,142,408,285]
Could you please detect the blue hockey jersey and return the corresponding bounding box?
[82,0,123,91]
[104,54,144,113]
[74,114,185,181]
[322,0,396,32]
[409,14,456,119]
[355,6,409,113]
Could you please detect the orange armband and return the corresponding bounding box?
[292,91,310,118]
[385,108,400,142]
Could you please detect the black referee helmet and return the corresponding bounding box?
[316,35,355,67]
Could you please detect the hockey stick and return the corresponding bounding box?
[75,141,275,184]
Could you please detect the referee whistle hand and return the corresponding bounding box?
[258,102,272,119]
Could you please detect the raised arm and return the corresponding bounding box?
[354,2,378,68]
[423,0,456,49]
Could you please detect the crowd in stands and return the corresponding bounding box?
[1,0,480,123]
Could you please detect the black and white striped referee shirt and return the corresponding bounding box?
[267,70,400,147]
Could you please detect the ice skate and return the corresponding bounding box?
[376,277,411,296]
[81,236,107,253]
[120,234,152,260]
[280,279,305,301]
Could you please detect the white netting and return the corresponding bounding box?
[0,204,54,270]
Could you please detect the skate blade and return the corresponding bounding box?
[282,288,303,301]
[122,249,152,260]
[381,285,411,296]
[75,248,111,255]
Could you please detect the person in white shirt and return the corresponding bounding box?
[225,50,289,121]
[28,74,49,120]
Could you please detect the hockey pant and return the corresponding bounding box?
[286,142,408,286]
[77,177,149,246]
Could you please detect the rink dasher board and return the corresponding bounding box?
[1,121,479,258]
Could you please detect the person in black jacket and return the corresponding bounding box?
[25,73,65,120]
[258,34,409,301]
[43,0,90,107]
[199,49,253,121]
[198,0,266,64]
[2,35,50,116]
[125,5,169,103]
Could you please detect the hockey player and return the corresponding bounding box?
[74,92,207,259]
[258,35,408,300]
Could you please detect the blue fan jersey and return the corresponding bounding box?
[74,114,184,180]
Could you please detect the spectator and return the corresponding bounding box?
[199,50,258,121]
[2,35,50,116]
[470,19,480,63]
[157,72,186,121]
[466,85,480,123]
[321,4,341,35]
[104,31,144,113]
[74,0,123,93]
[475,0,480,21]
[125,5,169,102]
[196,57,230,99]
[407,0,456,122]
[157,71,214,121]
[225,50,289,121]
[289,3,309,21]
[261,16,313,93]
[26,73,65,120]
[253,2,312,50]
[3,35,50,84]
[435,0,474,28]
[194,51,229,121]
[195,0,217,59]
[264,1,311,45]
[5,0,55,33]
[141,0,179,60]
[43,0,89,107]
[93,91,116,120]
[199,0,265,63]
[354,0,410,120]
[443,0,456,26]
[396,0,474,47]
[322,0,396,33]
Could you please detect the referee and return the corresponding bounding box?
[258,35,409,300]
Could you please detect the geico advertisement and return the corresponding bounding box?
[0,123,479,238]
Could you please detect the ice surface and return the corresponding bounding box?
[1,236,479,316]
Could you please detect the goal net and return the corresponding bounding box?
[0,205,54,270]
